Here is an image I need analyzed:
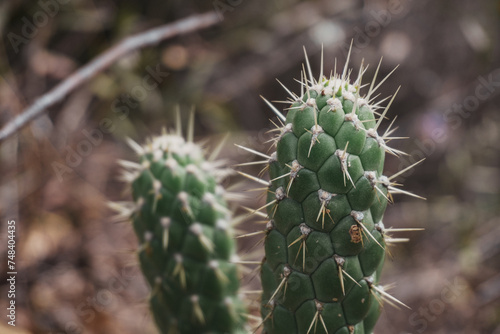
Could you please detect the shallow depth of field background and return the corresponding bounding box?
[0,0,499,333]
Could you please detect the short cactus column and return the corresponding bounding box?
[111,114,247,334]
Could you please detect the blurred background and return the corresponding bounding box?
[0,0,500,333]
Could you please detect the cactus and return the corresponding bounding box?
[238,48,423,334]
[111,112,247,334]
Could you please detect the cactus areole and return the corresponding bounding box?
[247,50,421,334]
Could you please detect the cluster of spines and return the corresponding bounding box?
[236,46,424,334]
[110,111,248,334]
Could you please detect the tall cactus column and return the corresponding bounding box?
[239,50,423,334]
[112,116,247,334]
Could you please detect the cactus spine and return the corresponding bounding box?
[239,48,423,334]
[112,112,247,334]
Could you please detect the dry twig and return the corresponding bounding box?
[0,11,220,142]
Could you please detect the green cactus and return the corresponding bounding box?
[111,112,247,334]
[239,49,423,334]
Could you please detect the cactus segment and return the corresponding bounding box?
[240,48,424,334]
[113,115,247,334]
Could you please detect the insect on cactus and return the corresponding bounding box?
[237,45,425,334]
[110,109,248,334]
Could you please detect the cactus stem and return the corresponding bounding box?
[119,116,248,333]
[248,49,423,332]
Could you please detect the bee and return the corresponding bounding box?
[349,224,363,244]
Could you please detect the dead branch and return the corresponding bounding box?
[0,11,219,142]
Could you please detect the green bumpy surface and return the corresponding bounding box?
[129,134,246,334]
[261,79,389,334]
